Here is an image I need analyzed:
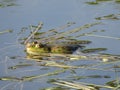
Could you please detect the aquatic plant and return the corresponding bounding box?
[95,14,120,20]
[81,48,107,53]
[0,0,18,8]
[0,30,13,35]
[115,0,120,2]
[0,21,120,90]
[86,0,119,5]
[49,79,115,90]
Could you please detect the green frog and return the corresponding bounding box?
[26,41,81,55]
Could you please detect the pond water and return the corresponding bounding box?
[0,0,120,90]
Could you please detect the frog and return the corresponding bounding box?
[26,41,82,55]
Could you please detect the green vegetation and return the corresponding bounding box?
[106,80,120,89]
[8,63,33,69]
[0,0,18,8]
[95,14,120,20]
[115,0,120,2]
[81,48,107,53]
[86,0,120,5]
[0,30,13,35]
[1,22,120,90]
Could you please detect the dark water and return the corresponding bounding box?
[0,0,120,90]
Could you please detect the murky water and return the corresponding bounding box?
[0,0,120,90]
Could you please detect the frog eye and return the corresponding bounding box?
[35,44,40,48]
[33,41,38,45]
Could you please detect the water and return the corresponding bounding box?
[0,0,120,90]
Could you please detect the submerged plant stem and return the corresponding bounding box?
[52,80,114,90]
[39,22,101,44]
[22,69,66,81]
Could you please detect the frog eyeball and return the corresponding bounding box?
[35,44,40,48]
[32,41,38,45]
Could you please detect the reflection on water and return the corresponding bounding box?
[0,0,120,90]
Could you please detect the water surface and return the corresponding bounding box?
[0,0,120,90]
